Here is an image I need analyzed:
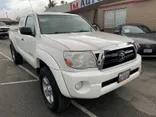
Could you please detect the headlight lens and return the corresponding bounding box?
[64,51,97,69]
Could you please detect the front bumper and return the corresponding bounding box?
[141,55,156,57]
[138,44,156,56]
[62,55,141,99]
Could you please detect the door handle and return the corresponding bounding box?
[21,38,24,41]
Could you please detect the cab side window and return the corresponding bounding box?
[25,16,36,36]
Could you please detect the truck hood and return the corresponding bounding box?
[43,32,133,51]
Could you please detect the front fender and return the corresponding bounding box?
[36,49,60,70]
[36,49,71,97]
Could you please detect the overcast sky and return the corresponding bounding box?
[0,0,74,20]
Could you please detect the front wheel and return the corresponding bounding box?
[10,43,23,65]
[39,67,71,112]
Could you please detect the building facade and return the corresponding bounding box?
[46,0,156,32]
[98,0,156,32]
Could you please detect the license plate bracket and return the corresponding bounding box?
[143,49,153,53]
[118,70,130,83]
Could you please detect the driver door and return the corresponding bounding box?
[21,15,36,65]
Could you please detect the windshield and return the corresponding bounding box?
[38,15,94,34]
[122,25,152,34]
[0,22,6,26]
[138,25,152,33]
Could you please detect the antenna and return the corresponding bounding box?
[28,0,34,13]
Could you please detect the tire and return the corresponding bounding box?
[39,67,71,112]
[10,43,23,65]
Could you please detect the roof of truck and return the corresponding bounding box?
[35,12,78,16]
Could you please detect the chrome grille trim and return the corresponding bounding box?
[97,43,136,70]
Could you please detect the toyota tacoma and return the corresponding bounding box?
[9,12,141,112]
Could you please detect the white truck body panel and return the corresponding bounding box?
[9,12,141,98]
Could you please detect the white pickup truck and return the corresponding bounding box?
[9,12,141,112]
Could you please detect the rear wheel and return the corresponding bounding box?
[10,43,23,65]
[40,67,71,112]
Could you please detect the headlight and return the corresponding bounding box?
[133,42,140,52]
[64,51,97,69]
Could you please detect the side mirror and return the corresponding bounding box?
[92,24,100,31]
[152,30,156,33]
[20,27,34,36]
[114,29,120,35]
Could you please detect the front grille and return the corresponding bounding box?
[0,28,9,32]
[138,44,156,55]
[103,47,136,69]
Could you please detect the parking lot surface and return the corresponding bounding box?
[0,38,156,117]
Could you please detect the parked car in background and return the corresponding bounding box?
[115,24,156,57]
[0,22,10,38]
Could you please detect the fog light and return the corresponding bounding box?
[75,81,83,90]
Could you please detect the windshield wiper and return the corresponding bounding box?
[71,30,91,33]
[52,30,91,34]
[53,32,70,34]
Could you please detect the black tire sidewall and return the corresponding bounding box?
[10,43,23,65]
[10,43,16,62]
[40,67,58,112]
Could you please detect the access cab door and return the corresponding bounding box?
[16,16,26,50]
[20,15,36,66]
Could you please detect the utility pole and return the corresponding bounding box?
[1,9,9,18]
[5,12,8,18]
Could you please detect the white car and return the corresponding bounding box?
[0,22,10,37]
[9,12,142,112]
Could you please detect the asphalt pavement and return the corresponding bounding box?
[0,38,156,117]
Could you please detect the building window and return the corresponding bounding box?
[104,8,127,28]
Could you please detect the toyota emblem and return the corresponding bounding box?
[145,44,151,48]
[118,51,125,62]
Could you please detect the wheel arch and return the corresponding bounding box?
[35,49,60,70]
[36,49,71,97]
